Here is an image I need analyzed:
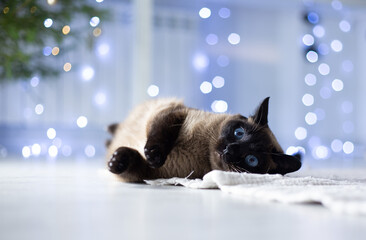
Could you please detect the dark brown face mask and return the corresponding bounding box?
[216,97,302,175]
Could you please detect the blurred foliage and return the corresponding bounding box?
[0,0,109,81]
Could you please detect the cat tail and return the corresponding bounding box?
[292,152,303,162]
[105,123,119,147]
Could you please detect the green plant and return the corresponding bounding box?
[0,0,109,81]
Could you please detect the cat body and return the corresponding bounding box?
[106,98,301,182]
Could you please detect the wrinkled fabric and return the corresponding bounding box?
[145,170,366,216]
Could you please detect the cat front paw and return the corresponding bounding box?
[108,147,131,174]
[144,145,166,168]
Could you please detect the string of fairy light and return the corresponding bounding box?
[21,0,105,159]
[287,0,355,160]
[196,7,234,113]
[147,6,234,113]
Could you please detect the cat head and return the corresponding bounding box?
[214,97,301,175]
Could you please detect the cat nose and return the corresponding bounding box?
[223,143,241,164]
[224,143,240,156]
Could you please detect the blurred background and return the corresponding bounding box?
[1,0,366,168]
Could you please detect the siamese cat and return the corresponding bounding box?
[106,97,301,182]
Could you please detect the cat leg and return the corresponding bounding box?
[144,108,188,168]
[108,146,154,182]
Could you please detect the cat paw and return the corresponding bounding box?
[144,145,166,168]
[108,147,131,174]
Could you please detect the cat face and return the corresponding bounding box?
[215,97,302,175]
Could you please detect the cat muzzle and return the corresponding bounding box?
[222,143,241,164]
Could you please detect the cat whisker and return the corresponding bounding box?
[185,170,194,179]
[229,164,250,174]
[234,165,250,174]
[230,165,239,173]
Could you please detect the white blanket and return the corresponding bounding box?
[145,170,366,216]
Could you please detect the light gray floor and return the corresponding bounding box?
[1,159,366,240]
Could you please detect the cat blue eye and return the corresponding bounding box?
[245,155,259,167]
[233,127,245,140]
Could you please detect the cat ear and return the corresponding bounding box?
[269,153,302,175]
[251,97,270,126]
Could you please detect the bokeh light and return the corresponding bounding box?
[47,0,56,5]
[211,100,228,113]
[43,47,52,56]
[313,25,325,38]
[31,144,41,156]
[302,93,314,106]
[305,112,317,125]
[331,40,343,52]
[44,18,53,28]
[200,81,212,94]
[339,20,351,32]
[193,53,209,71]
[147,85,159,97]
[307,12,319,24]
[286,146,297,155]
[77,116,88,128]
[332,79,344,92]
[212,76,225,88]
[97,43,110,56]
[218,8,231,18]
[85,145,96,158]
[306,51,318,63]
[3,7,10,14]
[93,27,102,37]
[318,63,330,75]
[47,128,56,140]
[332,0,343,10]
[302,34,314,46]
[22,146,31,158]
[304,73,317,86]
[90,16,100,27]
[331,139,343,153]
[314,145,330,160]
[63,62,72,72]
[343,141,354,154]
[62,25,71,35]
[35,104,44,115]
[217,55,229,67]
[30,77,39,87]
[295,127,307,140]
[52,47,60,56]
[320,87,332,99]
[228,33,240,45]
[206,34,218,45]
[48,145,58,157]
[199,7,211,19]
[94,92,107,105]
[81,66,95,81]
